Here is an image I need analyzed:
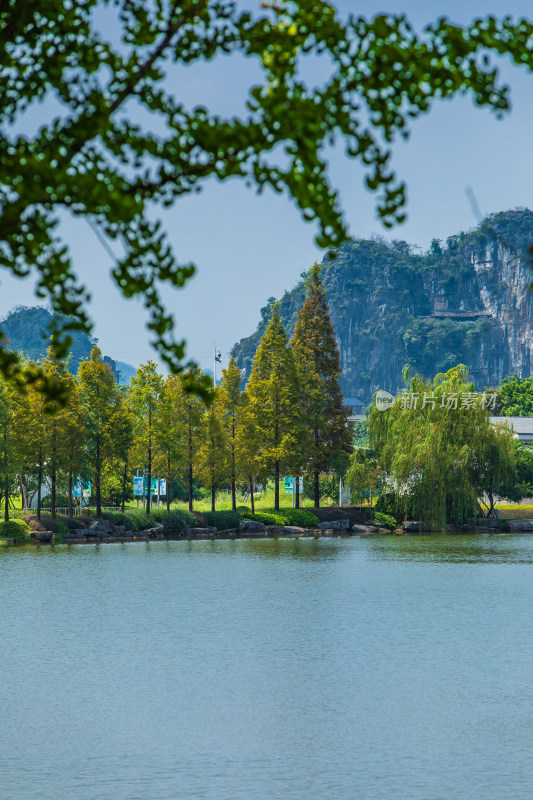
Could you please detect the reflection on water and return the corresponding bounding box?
[2,537,533,800]
[367,533,533,564]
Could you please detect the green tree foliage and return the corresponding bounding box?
[154,376,184,512]
[219,357,245,511]
[39,350,79,518]
[246,304,301,510]
[176,370,205,512]
[0,378,19,520]
[291,263,351,506]
[369,365,516,529]
[495,375,533,416]
[3,3,533,398]
[197,389,228,512]
[78,346,122,518]
[130,361,164,514]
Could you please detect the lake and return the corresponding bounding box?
[2,535,533,800]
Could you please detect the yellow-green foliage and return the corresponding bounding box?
[0,519,30,543]
[369,365,516,530]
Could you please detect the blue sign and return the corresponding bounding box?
[133,476,144,497]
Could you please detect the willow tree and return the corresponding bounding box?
[246,305,301,511]
[369,365,516,530]
[291,263,351,506]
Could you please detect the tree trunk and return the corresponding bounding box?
[211,470,216,512]
[21,474,29,510]
[96,434,102,519]
[51,464,56,520]
[188,408,194,512]
[295,475,300,509]
[67,471,73,517]
[37,448,42,521]
[249,475,255,515]
[121,457,128,513]
[231,424,236,511]
[3,426,8,521]
[274,460,280,511]
[166,454,171,512]
[313,470,320,508]
[146,406,152,515]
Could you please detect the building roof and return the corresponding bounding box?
[490,417,533,434]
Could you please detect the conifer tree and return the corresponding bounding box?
[78,346,121,518]
[197,389,228,512]
[235,390,262,515]
[61,383,87,518]
[154,375,184,512]
[39,349,78,518]
[0,378,19,521]
[130,362,164,514]
[246,304,301,511]
[219,357,245,511]
[178,375,205,513]
[291,263,352,507]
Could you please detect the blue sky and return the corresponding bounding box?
[1,0,533,374]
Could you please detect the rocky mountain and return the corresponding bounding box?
[0,306,135,384]
[232,209,533,402]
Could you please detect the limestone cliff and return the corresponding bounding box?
[232,209,533,402]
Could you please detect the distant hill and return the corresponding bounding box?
[232,208,533,402]
[0,306,135,384]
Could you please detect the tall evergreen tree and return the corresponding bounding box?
[291,263,352,507]
[154,375,184,512]
[78,346,121,518]
[197,389,228,512]
[219,357,245,511]
[130,362,164,514]
[235,390,262,515]
[246,304,301,511]
[178,374,205,513]
[0,378,19,521]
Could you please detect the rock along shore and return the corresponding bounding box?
[26,518,392,545]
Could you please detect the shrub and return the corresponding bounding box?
[273,508,319,528]
[124,510,156,531]
[0,519,30,543]
[202,510,240,530]
[22,514,64,533]
[162,509,195,535]
[236,505,251,514]
[102,511,130,527]
[241,510,280,525]
[53,520,69,542]
[372,512,397,530]
[148,509,169,523]
[241,508,319,528]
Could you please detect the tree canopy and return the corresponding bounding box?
[368,365,517,529]
[2,1,533,397]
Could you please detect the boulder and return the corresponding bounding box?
[403,520,422,532]
[265,525,305,536]
[239,520,266,533]
[507,520,533,531]
[187,526,217,535]
[88,519,112,534]
[351,524,379,535]
[30,530,53,543]
[317,519,350,531]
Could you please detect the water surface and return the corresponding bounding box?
[2,535,533,800]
